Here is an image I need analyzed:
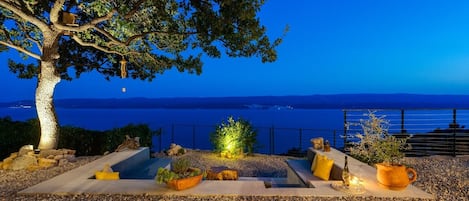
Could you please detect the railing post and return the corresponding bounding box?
[453,109,457,156]
[171,124,175,143]
[270,126,275,155]
[333,130,337,147]
[343,110,347,151]
[192,125,196,149]
[299,128,303,151]
[401,109,406,133]
[159,127,162,152]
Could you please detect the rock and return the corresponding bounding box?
[9,155,38,170]
[38,158,57,168]
[18,145,34,156]
[39,149,64,158]
[54,154,76,162]
[167,143,186,156]
[115,135,140,152]
[311,137,324,150]
[58,159,69,166]
[2,156,15,170]
[9,152,18,158]
[206,166,238,180]
[27,165,42,171]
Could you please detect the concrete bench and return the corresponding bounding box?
[285,148,342,188]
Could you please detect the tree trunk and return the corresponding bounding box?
[37,31,61,150]
[36,61,61,150]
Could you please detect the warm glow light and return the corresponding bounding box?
[350,176,360,186]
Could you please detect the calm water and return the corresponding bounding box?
[0,108,344,154]
[3,107,465,154]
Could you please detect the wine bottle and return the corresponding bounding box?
[342,156,350,187]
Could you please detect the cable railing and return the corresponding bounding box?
[150,109,469,157]
[343,109,469,156]
[152,124,342,155]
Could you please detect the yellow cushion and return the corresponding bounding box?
[311,154,326,173]
[95,171,120,180]
[313,155,334,180]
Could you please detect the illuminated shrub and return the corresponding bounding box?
[210,116,257,159]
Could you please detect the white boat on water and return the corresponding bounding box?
[8,104,33,109]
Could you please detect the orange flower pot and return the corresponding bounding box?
[376,163,417,190]
[167,174,203,191]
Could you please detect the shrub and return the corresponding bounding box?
[348,111,410,165]
[59,123,158,156]
[210,116,258,158]
[0,117,39,159]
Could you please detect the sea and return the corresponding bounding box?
[0,107,344,154]
[1,106,466,154]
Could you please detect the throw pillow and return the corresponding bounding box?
[310,154,326,173]
[313,155,334,180]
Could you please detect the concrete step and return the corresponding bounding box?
[119,158,172,179]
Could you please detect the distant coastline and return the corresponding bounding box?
[2,94,469,109]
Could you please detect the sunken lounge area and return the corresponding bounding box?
[16,147,436,201]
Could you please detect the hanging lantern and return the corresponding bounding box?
[120,57,127,78]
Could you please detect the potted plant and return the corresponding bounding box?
[348,111,417,190]
[155,158,204,190]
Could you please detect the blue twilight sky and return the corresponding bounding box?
[1,0,469,102]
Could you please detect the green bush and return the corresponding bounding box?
[0,117,39,159]
[59,124,159,156]
[0,116,159,158]
[210,116,258,158]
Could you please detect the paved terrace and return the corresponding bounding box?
[19,147,434,200]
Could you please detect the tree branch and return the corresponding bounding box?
[71,34,122,55]
[52,9,116,33]
[0,0,50,32]
[0,40,41,60]
[123,0,146,19]
[49,0,65,25]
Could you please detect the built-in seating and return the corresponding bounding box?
[285,148,343,187]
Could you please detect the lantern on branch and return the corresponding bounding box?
[120,57,127,78]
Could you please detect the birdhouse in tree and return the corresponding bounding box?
[62,12,78,26]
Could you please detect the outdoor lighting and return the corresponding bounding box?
[350,176,360,186]
[120,57,127,78]
[332,175,365,194]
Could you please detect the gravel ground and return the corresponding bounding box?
[1,150,468,201]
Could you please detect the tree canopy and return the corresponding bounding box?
[0,0,284,81]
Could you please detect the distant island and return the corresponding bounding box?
[2,94,469,109]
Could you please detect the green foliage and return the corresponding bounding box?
[155,158,202,184]
[0,117,159,157]
[2,0,284,81]
[171,158,191,175]
[210,116,258,158]
[348,111,411,165]
[58,123,159,156]
[155,167,180,184]
[0,117,39,159]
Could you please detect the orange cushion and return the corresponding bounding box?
[313,155,334,180]
[311,154,326,173]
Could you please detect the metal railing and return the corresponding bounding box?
[343,109,469,156]
[150,108,469,156]
[152,124,342,155]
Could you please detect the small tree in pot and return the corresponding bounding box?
[349,111,417,190]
